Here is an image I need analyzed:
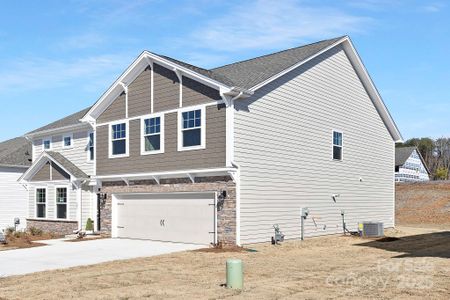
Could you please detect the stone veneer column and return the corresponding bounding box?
[99,176,237,245]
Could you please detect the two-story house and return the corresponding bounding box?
[395,147,430,182]
[19,36,403,246]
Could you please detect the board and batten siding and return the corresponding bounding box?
[96,105,226,175]
[0,167,28,230]
[234,45,395,244]
[32,131,94,175]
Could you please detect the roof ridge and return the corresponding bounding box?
[210,36,346,71]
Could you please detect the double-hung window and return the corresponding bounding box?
[110,122,128,157]
[36,188,46,218]
[88,132,95,161]
[142,115,164,154]
[332,131,343,161]
[179,107,205,150]
[56,187,67,219]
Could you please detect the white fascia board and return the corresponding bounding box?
[82,51,240,122]
[247,36,403,143]
[93,167,237,182]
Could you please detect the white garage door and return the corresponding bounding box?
[114,192,216,245]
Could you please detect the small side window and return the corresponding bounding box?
[36,188,46,218]
[62,135,72,149]
[333,131,343,161]
[43,139,51,150]
[88,132,95,161]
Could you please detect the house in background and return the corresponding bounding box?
[18,36,402,245]
[395,147,430,182]
[0,137,31,231]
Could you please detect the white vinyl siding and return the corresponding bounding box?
[32,131,94,175]
[0,167,28,231]
[234,45,395,244]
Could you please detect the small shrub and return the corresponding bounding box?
[85,218,94,231]
[5,226,16,236]
[28,227,43,236]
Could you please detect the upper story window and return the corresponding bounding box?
[109,122,128,158]
[142,114,164,155]
[62,134,73,149]
[333,131,343,161]
[56,187,67,219]
[178,107,205,151]
[36,188,46,218]
[43,138,51,150]
[88,132,95,161]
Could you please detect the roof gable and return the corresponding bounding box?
[19,151,88,183]
[395,146,431,175]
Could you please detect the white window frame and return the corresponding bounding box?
[55,186,69,220]
[42,137,52,151]
[177,105,206,151]
[87,131,95,162]
[141,113,165,155]
[332,130,343,161]
[62,133,73,149]
[109,120,129,158]
[35,187,47,219]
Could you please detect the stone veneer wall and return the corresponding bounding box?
[27,219,78,235]
[99,176,237,245]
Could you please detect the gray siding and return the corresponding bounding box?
[153,63,179,112]
[96,105,226,175]
[182,76,221,107]
[31,162,50,182]
[234,45,395,244]
[97,93,126,123]
[128,66,151,118]
[52,163,70,180]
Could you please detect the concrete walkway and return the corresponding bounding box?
[0,238,203,277]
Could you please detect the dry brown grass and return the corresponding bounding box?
[0,226,449,300]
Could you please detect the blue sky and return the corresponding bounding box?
[0,0,448,141]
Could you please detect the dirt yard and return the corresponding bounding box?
[0,231,60,251]
[0,225,448,300]
[396,181,450,226]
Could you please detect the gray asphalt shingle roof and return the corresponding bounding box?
[0,137,32,168]
[395,147,416,167]
[27,107,91,135]
[211,36,344,89]
[45,151,88,179]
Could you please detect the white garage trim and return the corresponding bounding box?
[112,192,217,245]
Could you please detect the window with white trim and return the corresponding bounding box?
[62,135,72,148]
[181,109,203,149]
[56,187,67,219]
[88,132,95,161]
[111,123,127,156]
[333,131,343,160]
[36,188,46,218]
[143,116,163,154]
[43,139,51,150]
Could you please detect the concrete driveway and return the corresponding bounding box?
[0,238,203,277]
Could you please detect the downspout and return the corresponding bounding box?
[231,161,241,246]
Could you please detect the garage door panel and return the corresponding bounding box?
[115,193,215,245]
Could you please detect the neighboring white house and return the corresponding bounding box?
[395,147,430,182]
[0,137,31,231]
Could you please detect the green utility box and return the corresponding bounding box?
[226,259,243,289]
